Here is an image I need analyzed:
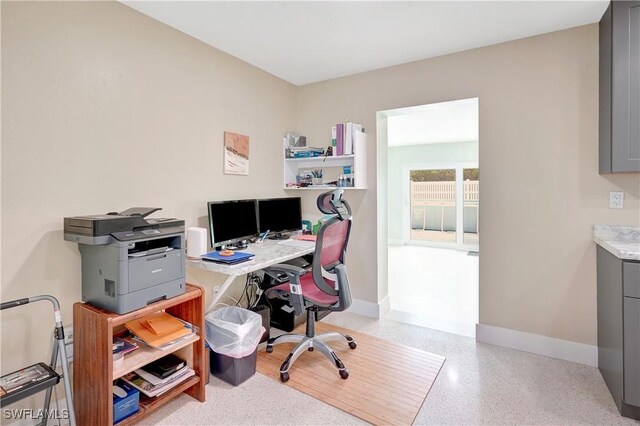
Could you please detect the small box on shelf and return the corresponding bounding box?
[113,380,140,425]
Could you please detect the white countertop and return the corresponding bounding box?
[593,225,640,261]
[185,238,316,275]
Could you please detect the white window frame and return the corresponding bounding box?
[402,161,479,251]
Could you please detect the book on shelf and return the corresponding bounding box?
[345,122,353,155]
[113,337,138,356]
[339,121,364,156]
[351,123,363,154]
[336,123,344,156]
[142,353,185,380]
[121,367,195,398]
[331,126,337,156]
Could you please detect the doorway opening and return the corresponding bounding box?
[380,97,479,337]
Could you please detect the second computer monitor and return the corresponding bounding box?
[258,197,302,238]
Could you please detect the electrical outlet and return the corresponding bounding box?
[610,191,624,209]
[63,325,74,345]
[62,343,74,364]
[55,325,74,367]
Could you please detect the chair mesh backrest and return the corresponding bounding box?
[310,190,353,308]
[318,218,350,268]
[311,214,352,301]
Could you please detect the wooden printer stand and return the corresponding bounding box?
[73,284,206,425]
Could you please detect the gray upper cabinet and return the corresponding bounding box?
[600,1,640,173]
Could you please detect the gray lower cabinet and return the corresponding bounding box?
[625,297,640,407]
[600,0,640,173]
[597,246,640,420]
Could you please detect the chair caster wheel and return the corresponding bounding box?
[266,345,273,353]
[348,341,357,350]
[280,372,289,383]
[339,370,349,380]
[308,347,314,352]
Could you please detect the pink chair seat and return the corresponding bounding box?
[271,272,338,306]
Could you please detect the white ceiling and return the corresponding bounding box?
[387,98,478,147]
[123,1,608,86]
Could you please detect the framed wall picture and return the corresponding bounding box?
[223,132,249,175]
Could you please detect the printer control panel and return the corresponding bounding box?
[111,227,181,242]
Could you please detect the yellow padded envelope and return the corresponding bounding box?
[125,312,190,347]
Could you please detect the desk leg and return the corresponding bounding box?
[206,274,238,313]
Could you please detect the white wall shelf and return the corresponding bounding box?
[283,133,367,190]
[284,187,365,191]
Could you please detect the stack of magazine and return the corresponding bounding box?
[121,354,194,398]
[287,146,324,158]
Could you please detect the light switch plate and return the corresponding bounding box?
[610,191,624,209]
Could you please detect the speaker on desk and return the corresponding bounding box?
[186,227,208,258]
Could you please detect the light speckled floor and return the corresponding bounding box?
[388,245,478,337]
[142,312,635,425]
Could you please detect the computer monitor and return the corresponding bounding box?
[207,199,258,249]
[257,197,302,239]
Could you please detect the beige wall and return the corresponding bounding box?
[1,1,296,374]
[297,23,640,346]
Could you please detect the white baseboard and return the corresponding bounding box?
[378,295,390,317]
[388,239,404,246]
[349,296,390,319]
[476,323,598,367]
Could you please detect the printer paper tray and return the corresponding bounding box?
[128,247,173,258]
[128,249,183,292]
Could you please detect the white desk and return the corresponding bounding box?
[186,239,315,312]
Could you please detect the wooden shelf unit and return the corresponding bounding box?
[73,284,206,425]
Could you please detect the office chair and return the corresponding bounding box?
[264,189,356,382]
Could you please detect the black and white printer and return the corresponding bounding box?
[64,208,185,314]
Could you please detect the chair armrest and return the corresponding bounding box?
[333,264,352,311]
[264,263,307,279]
[263,264,307,315]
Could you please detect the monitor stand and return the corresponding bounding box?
[268,232,290,240]
[222,240,249,250]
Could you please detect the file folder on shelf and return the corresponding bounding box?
[201,251,255,264]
